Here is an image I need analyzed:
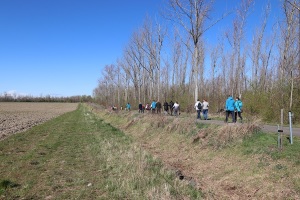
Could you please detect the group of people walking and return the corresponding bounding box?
[137,100,180,116]
[194,95,243,123]
[225,95,243,123]
[121,95,243,123]
[194,99,209,120]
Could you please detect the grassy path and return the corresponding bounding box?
[0,105,201,199]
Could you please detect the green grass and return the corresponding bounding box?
[0,105,202,199]
[240,131,300,163]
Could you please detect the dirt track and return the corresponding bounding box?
[0,102,78,140]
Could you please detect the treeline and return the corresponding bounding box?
[93,0,300,123]
[0,94,93,103]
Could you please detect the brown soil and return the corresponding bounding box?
[0,102,78,140]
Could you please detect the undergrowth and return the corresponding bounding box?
[87,103,300,199]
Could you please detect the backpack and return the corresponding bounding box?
[197,102,202,110]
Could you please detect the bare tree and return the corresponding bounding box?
[165,0,231,102]
[278,0,300,109]
[225,0,254,97]
[249,2,270,90]
[209,44,220,103]
[142,19,167,101]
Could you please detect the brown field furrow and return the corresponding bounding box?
[0,102,78,140]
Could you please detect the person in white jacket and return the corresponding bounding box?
[173,101,180,116]
[194,99,202,119]
[202,99,209,120]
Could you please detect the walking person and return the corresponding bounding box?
[138,102,143,113]
[173,101,180,116]
[234,97,243,123]
[163,101,169,115]
[194,99,202,119]
[169,100,174,115]
[151,100,157,114]
[126,102,131,111]
[156,101,162,114]
[225,95,235,123]
[145,103,150,113]
[202,99,209,120]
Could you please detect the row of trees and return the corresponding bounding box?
[94,0,300,123]
[0,93,93,103]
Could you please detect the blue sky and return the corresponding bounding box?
[0,0,161,97]
[0,0,282,97]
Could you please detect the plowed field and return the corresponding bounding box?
[0,102,78,140]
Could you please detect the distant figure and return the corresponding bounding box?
[151,100,157,114]
[138,102,143,113]
[234,97,243,123]
[169,100,174,115]
[225,95,235,123]
[202,99,209,120]
[156,101,162,114]
[145,103,150,112]
[173,101,180,116]
[126,102,131,111]
[194,99,202,119]
[163,101,169,114]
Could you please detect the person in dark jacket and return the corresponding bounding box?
[138,102,143,113]
[156,101,162,114]
[163,101,169,114]
[225,95,235,123]
[169,100,174,115]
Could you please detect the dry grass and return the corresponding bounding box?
[89,104,300,199]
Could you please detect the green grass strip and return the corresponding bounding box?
[0,105,202,199]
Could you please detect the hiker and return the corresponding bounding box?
[145,103,150,113]
[156,101,162,114]
[126,102,131,111]
[169,100,174,115]
[163,101,169,114]
[225,95,235,123]
[234,97,243,123]
[138,102,143,113]
[202,99,209,120]
[151,100,157,114]
[173,101,180,116]
[194,99,202,119]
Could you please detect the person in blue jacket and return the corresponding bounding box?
[234,97,243,123]
[225,95,235,123]
[126,102,131,111]
[151,100,157,114]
